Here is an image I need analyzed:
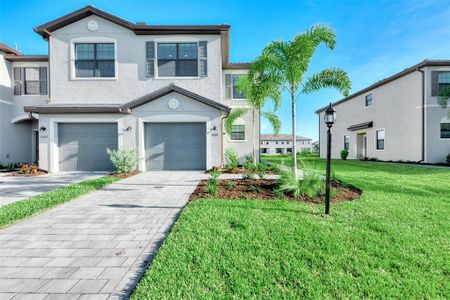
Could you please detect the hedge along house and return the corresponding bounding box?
[6,5,260,172]
[316,60,450,164]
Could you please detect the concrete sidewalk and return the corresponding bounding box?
[0,171,206,299]
[0,172,107,207]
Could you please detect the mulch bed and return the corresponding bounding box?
[110,171,140,178]
[6,170,48,177]
[189,179,361,204]
[219,167,276,174]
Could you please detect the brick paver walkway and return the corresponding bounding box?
[0,171,205,299]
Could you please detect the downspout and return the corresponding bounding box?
[258,108,261,163]
[418,68,425,163]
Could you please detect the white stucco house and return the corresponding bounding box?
[316,60,450,164]
[260,134,312,155]
[0,5,259,172]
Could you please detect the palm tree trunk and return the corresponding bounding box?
[291,87,298,180]
[252,109,256,164]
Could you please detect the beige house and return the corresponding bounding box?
[316,60,450,164]
[0,5,259,172]
[260,134,312,155]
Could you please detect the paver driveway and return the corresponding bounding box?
[0,171,206,299]
[0,172,107,207]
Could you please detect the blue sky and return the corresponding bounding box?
[1,0,449,140]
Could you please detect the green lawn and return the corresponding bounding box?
[0,176,119,228]
[132,158,450,299]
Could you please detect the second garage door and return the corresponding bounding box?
[145,123,206,170]
[58,123,118,171]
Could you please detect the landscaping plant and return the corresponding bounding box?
[244,24,351,179]
[340,149,349,160]
[107,148,139,173]
[206,169,220,195]
[224,148,239,171]
[224,181,236,190]
[242,172,255,180]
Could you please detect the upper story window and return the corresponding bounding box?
[432,71,450,96]
[75,43,115,78]
[365,93,373,107]
[376,129,385,150]
[344,135,350,151]
[231,125,245,140]
[157,43,198,77]
[13,67,47,95]
[441,123,450,139]
[225,74,246,100]
[146,41,207,78]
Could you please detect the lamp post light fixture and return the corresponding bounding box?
[324,103,336,214]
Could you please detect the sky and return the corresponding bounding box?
[1,0,449,140]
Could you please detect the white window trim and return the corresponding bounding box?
[70,37,118,81]
[375,128,385,151]
[231,74,246,100]
[154,41,202,79]
[344,135,350,151]
[13,64,48,97]
[364,93,374,108]
[439,116,450,140]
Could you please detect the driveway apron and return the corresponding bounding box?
[0,171,205,299]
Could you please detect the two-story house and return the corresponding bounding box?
[316,60,450,164]
[260,134,312,155]
[0,5,259,172]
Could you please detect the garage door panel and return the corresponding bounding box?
[58,123,118,171]
[145,123,206,170]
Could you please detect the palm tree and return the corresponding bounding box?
[225,74,282,163]
[245,24,352,179]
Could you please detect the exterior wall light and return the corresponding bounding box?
[125,125,132,131]
[39,126,46,131]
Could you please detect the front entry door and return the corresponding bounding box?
[357,133,367,159]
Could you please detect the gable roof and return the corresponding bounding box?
[122,83,230,112]
[0,42,22,55]
[33,5,243,68]
[260,134,311,141]
[315,59,450,114]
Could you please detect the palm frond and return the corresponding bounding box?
[224,108,248,135]
[262,111,281,135]
[302,67,351,96]
[437,86,450,109]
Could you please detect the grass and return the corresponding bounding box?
[132,157,450,299]
[0,176,119,228]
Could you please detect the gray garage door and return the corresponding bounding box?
[145,123,206,170]
[58,123,118,171]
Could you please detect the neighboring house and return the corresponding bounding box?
[316,60,450,164]
[311,141,319,153]
[0,5,259,172]
[260,134,312,155]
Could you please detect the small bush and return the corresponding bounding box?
[225,148,239,171]
[447,153,450,164]
[369,157,377,161]
[257,172,265,180]
[340,149,349,160]
[205,181,218,195]
[247,184,262,193]
[242,172,255,180]
[224,181,236,190]
[276,168,324,198]
[107,148,139,173]
[209,169,220,180]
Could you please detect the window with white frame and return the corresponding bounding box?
[376,129,385,150]
[230,125,245,140]
[344,135,350,151]
[438,72,450,94]
[75,43,115,77]
[225,74,245,100]
[365,93,373,106]
[441,123,450,139]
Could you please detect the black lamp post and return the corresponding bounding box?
[324,103,336,214]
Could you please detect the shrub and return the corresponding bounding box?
[224,148,239,171]
[205,181,218,195]
[276,159,324,198]
[107,148,139,173]
[447,153,450,164]
[340,149,349,160]
[224,181,236,190]
[247,184,262,193]
[242,172,255,180]
[257,172,265,180]
[209,169,220,180]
